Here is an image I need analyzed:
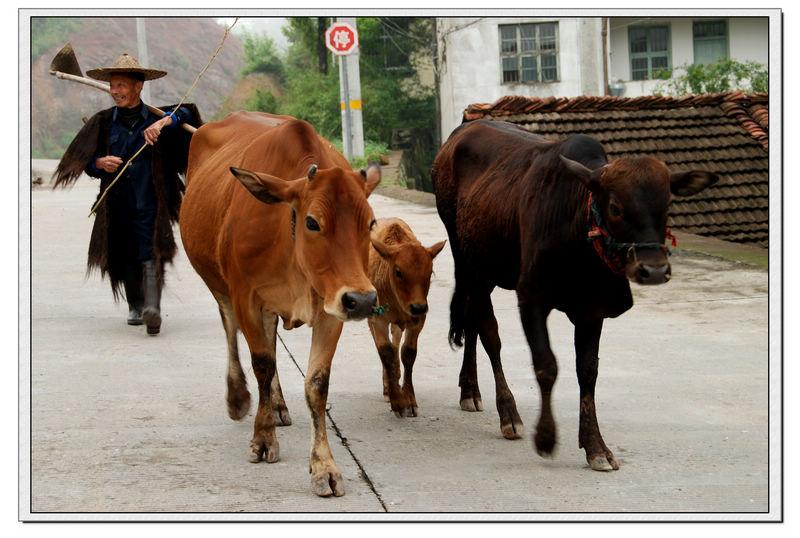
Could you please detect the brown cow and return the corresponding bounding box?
[432,119,717,471]
[368,218,446,417]
[180,111,380,497]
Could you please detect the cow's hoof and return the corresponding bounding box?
[501,420,524,440]
[460,396,483,412]
[311,470,345,497]
[226,391,251,421]
[248,440,279,463]
[143,308,161,335]
[589,456,616,471]
[588,453,619,471]
[275,408,292,426]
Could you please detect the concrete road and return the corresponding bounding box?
[23,162,774,521]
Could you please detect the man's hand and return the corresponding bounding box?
[144,116,173,145]
[97,155,123,173]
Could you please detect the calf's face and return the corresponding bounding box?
[371,238,446,317]
[561,155,718,285]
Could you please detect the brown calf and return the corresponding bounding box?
[368,218,446,417]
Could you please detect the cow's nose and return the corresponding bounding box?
[342,291,377,319]
[636,263,671,285]
[410,303,428,316]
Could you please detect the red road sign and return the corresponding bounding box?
[325,22,359,56]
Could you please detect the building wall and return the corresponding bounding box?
[437,17,603,140]
[729,18,769,64]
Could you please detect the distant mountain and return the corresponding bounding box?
[30,17,245,158]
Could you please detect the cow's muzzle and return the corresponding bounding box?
[342,291,378,319]
[627,246,671,285]
[633,262,671,285]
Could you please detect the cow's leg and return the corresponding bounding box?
[459,325,483,412]
[399,321,421,417]
[471,292,523,439]
[262,311,291,426]
[232,297,280,464]
[307,314,346,497]
[518,297,558,456]
[212,291,250,421]
[575,319,619,471]
[368,317,407,417]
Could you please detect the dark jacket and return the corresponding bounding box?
[52,103,202,299]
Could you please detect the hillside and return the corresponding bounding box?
[31,17,246,158]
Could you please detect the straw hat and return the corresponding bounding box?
[86,53,167,82]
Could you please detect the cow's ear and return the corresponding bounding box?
[427,240,447,260]
[670,170,719,197]
[363,163,382,197]
[229,166,302,205]
[370,236,399,260]
[560,155,603,191]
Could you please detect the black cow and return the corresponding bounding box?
[432,119,717,471]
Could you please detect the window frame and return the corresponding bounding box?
[628,24,672,80]
[692,19,729,65]
[498,22,560,84]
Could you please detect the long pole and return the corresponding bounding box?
[341,18,363,159]
[340,53,352,159]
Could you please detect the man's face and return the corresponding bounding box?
[109,73,143,109]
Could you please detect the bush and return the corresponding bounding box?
[245,88,279,114]
[655,56,768,96]
[329,138,389,170]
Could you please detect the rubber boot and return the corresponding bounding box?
[142,259,162,335]
[123,263,144,326]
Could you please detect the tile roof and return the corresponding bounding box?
[462,91,770,247]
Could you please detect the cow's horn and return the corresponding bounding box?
[308,165,318,180]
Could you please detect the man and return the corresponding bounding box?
[53,53,202,335]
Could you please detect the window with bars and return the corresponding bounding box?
[628,25,670,80]
[499,22,559,83]
[693,20,728,65]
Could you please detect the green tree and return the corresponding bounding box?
[654,56,768,96]
[240,29,284,79]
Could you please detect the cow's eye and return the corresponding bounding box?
[370,219,377,231]
[395,268,403,279]
[306,216,320,231]
[609,203,622,217]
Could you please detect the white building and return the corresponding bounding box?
[435,15,770,141]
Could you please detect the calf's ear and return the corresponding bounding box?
[670,171,719,197]
[229,166,303,205]
[370,237,399,260]
[427,240,447,260]
[560,155,604,191]
[362,163,382,197]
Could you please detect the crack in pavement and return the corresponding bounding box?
[277,331,388,510]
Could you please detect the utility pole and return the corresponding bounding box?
[136,18,151,103]
[326,18,364,159]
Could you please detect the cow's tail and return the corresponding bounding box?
[448,284,467,349]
